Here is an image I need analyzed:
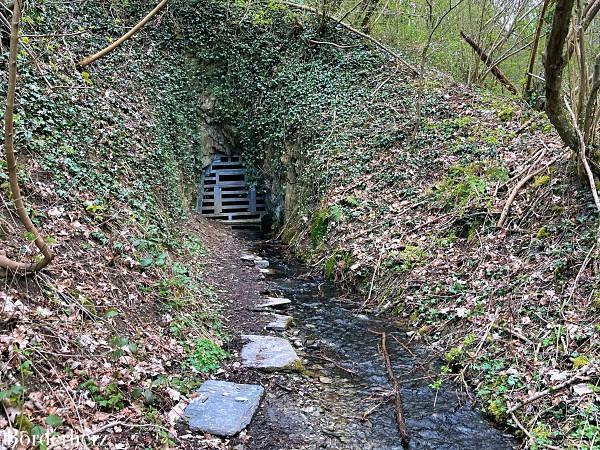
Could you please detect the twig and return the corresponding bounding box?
[497,152,567,228]
[307,39,357,49]
[562,243,595,315]
[565,97,600,214]
[507,371,594,414]
[510,412,563,450]
[362,249,384,309]
[380,332,409,448]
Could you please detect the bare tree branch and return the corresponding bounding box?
[460,31,518,94]
[79,0,168,67]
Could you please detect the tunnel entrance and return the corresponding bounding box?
[197,152,266,227]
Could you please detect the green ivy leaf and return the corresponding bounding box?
[45,414,63,427]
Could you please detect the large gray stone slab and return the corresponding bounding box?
[266,314,294,331]
[184,380,264,436]
[241,335,300,370]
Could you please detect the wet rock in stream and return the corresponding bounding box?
[265,314,294,331]
[241,335,301,370]
[254,297,291,310]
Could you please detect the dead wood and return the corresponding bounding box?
[380,332,409,449]
[497,152,567,229]
[460,31,518,94]
[507,367,595,414]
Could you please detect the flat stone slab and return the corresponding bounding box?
[241,335,300,370]
[184,380,264,436]
[254,297,291,310]
[254,258,270,268]
[266,314,294,331]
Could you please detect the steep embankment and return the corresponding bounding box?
[0,1,232,447]
[1,0,599,448]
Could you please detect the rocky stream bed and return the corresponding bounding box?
[178,224,517,449]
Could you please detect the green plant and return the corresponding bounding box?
[385,246,426,273]
[187,338,228,372]
[80,379,126,411]
[311,208,330,248]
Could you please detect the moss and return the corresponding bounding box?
[572,355,590,369]
[444,346,463,363]
[497,106,516,121]
[385,245,427,273]
[435,164,487,209]
[487,399,507,422]
[14,414,33,432]
[324,254,337,279]
[536,226,550,239]
[592,291,600,310]
[324,251,352,279]
[289,359,305,373]
[533,174,551,188]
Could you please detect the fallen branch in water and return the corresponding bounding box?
[380,332,409,448]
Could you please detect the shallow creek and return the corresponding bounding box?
[242,236,516,450]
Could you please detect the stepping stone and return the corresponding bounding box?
[266,314,294,331]
[254,259,270,269]
[240,254,256,262]
[184,380,264,437]
[241,335,300,370]
[259,268,275,275]
[254,297,291,310]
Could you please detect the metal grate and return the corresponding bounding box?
[197,153,266,226]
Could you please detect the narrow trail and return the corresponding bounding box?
[188,219,516,449]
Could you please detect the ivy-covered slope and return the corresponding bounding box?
[1,0,599,448]
[0,1,230,447]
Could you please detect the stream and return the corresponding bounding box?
[240,235,516,450]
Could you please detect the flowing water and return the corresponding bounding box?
[243,236,516,450]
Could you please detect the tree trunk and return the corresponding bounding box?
[524,0,551,98]
[544,0,579,151]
